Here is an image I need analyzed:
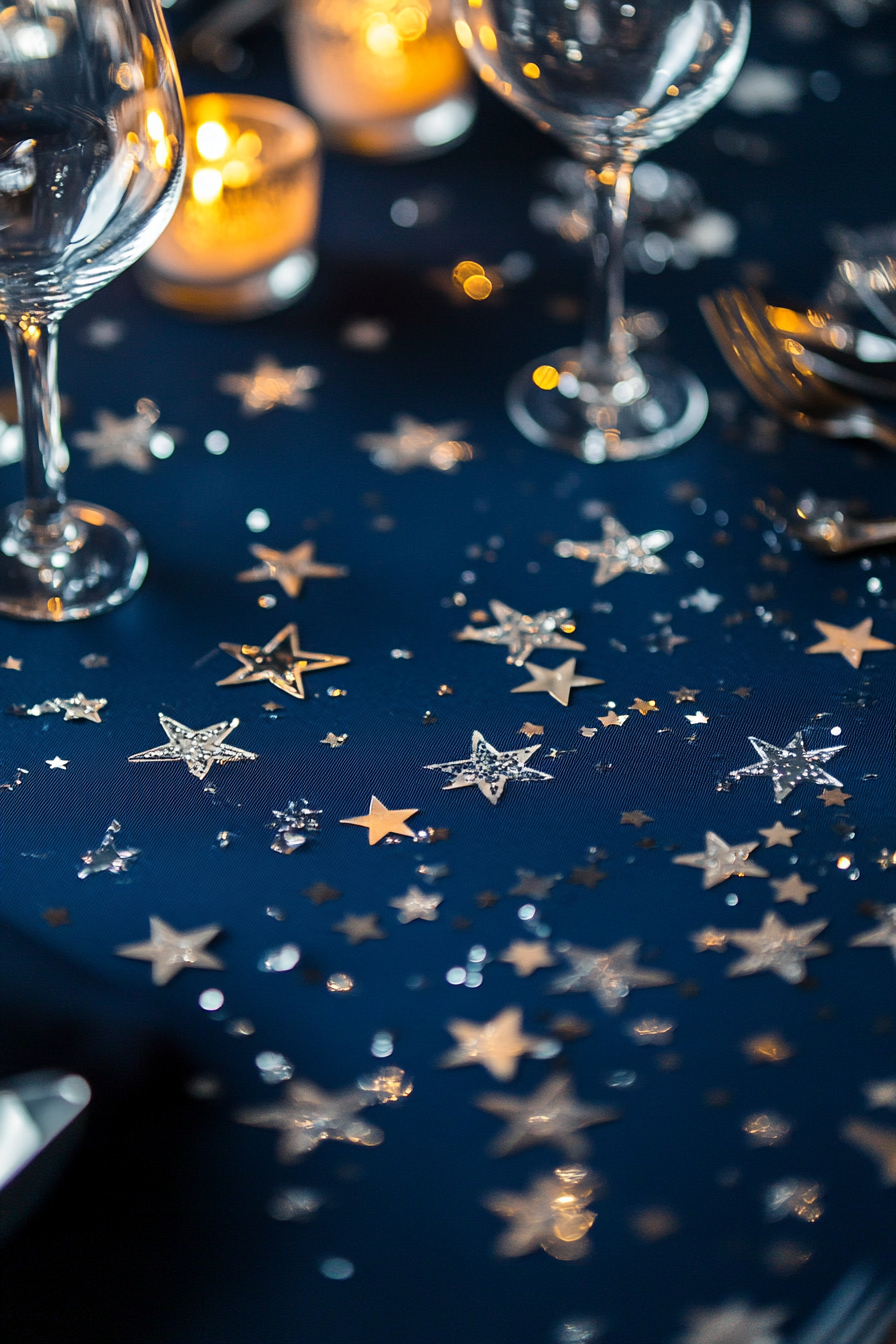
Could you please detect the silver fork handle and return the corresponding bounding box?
[799,349,896,400]
[799,517,896,553]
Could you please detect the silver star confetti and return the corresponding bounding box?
[512,657,603,706]
[73,399,178,471]
[356,415,473,473]
[550,939,675,1014]
[269,801,321,854]
[764,1177,824,1222]
[728,732,845,804]
[78,819,140,879]
[849,905,896,963]
[390,885,442,922]
[425,730,553,805]
[476,1074,619,1158]
[456,600,585,667]
[218,357,320,414]
[115,916,223,985]
[554,516,672,586]
[723,911,830,984]
[236,1067,411,1161]
[236,543,348,600]
[680,588,723,613]
[129,714,258,781]
[484,1165,598,1259]
[673,832,769,889]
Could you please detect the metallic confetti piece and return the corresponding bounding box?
[340,796,419,844]
[743,1112,792,1147]
[356,415,473,473]
[258,945,300,973]
[456,599,585,668]
[331,914,386,945]
[73,399,180,471]
[510,870,561,899]
[550,940,675,1014]
[677,1302,787,1344]
[670,686,700,703]
[625,1015,676,1045]
[722,912,830,984]
[78,819,140,879]
[2,656,22,670]
[484,1164,597,1260]
[426,730,553,805]
[267,1188,323,1221]
[237,1067,411,1162]
[129,714,258,780]
[849,905,896,963]
[236,541,348,599]
[805,618,894,669]
[728,732,845,804]
[771,874,817,906]
[643,625,689,654]
[512,657,603,706]
[269,801,321,854]
[255,1051,294,1082]
[390,886,442,922]
[499,940,556,976]
[476,1074,618,1158]
[680,588,723,612]
[764,1178,824,1222]
[759,822,801,848]
[218,357,320,414]
[841,1119,896,1184]
[741,1032,795,1065]
[673,832,769,889]
[440,1007,551,1080]
[217,624,349,700]
[45,756,68,770]
[115,916,224,985]
[621,811,653,827]
[555,517,672,586]
[320,732,347,747]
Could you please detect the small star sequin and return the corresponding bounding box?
[509,869,560,899]
[73,399,178,471]
[236,1067,411,1161]
[742,1031,795,1064]
[476,1074,618,1158]
[550,940,675,1013]
[321,732,347,747]
[237,541,348,599]
[115,916,224,985]
[722,911,830,984]
[771,873,817,906]
[864,1079,896,1110]
[621,811,653,828]
[690,927,729,952]
[129,715,258,781]
[728,732,845,804]
[567,865,606,889]
[440,1006,550,1080]
[2,656,22,670]
[818,787,852,807]
[876,849,896,870]
[512,657,603,707]
[680,588,722,613]
[269,801,321,854]
[806,618,894,669]
[677,1302,788,1344]
[217,623,349,700]
[674,832,768,889]
[484,1165,598,1260]
[218,357,320,414]
[759,822,801,848]
[46,756,69,769]
[670,686,700,703]
[42,907,70,927]
[331,913,386,944]
[841,1119,896,1185]
[684,710,709,724]
[597,710,628,727]
[629,698,658,716]
[340,796,419,844]
[554,517,672,586]
[519,722,544,738]
[78,819,140,879]
[456,599,585,667]
[425,730,552,805]
[356,415,473,472]
[499,940,557,976]
[642,625,689,655]
[732,686,752,698]
[390,886,442,922]
[849,905,896,963]
[303,882,340,906]
[476,890,501,908]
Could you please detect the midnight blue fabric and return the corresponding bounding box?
[1,4,895,1341]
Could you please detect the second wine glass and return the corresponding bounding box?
[453,0,750,461]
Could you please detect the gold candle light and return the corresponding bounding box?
[141,94,321,319]
[287,0,474,157]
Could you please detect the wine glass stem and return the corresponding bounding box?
[581,163,635,385]
[6,318,66,530]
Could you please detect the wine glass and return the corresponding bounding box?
[452,0,750,461]
[0,0,185,620]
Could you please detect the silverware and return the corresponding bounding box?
[699,287,896,450]
[790,491,896,555]
[838,254,896,338]
[765,304,896,365]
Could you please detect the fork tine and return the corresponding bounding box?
[721,288,807,403]
[741,287,855,409]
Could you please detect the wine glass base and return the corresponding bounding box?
[507,349,709,462]
[0,501,147,622]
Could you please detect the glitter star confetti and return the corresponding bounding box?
[476,1074,618,1158]
[728,733,845,804]
[512,658,603,707]
[550,940,675,1013]
[340,796,419,844]
[742,1112,792,1147]
[677,1302,787,1344]
[390,886,442,922]
[455,600,585,667]
[841,1119,896,1184]
[519,722,544,738]
[320,732,347,747]
[741,1032,795,1064]
[771,873,817,906]
[680,588,722,613]
[439,1007,551,1080]
[2,656,22,670]
[690,926,729,952]
[759,821,801,848]
[849,905,896,963]
[331,913,386,945]
[509,870,560,899]
[115,916,223,985]
[499,940,557,976]
[819,787,851,807]
[236,1067,411,1161]
[218,357,320,414]
[670,686,700,703]
[78,820,140,879]
[483,1165,597,1259]
[356,415,473,473]
[629,698,658,716]
[621,811,653,828]
[597,710,628,727]
[217,624,349,700]
[236,541,348,600]
[685,710,709,725]
[554,517,672,586]
[129,715,258,781]
[722,912,830,984]
[673,832,769,889]
[425,731,552,805]
[46,756,68,769]
[73,399,178,471]
[805,618,893,669]
[764,1178,823,1223]
[269,801,321,854]
[9,693,107,721]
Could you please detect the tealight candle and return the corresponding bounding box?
[287,0,474,157]
[141,94,321,319]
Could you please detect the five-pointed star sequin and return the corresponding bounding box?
[129,714,258,780]
[728,732,845,804]
[723,911,830,984]
[236,540,348,599]
[476,1074,619,1158]
[673,832,769,889]
[78,820,140,879]
[567,864,607,889]
[819,787,851,807]
[218,357,320,414]
[46,756,69,769]
[598,710,628,727]
[680,588,723,613]
[670,686,700,703]
[550,940,675,1013]
[53,692,107,722]
[759,821,801,848]
[849,905,896,963]
[340,796,419,844]
[425,730,553,805]
[321,732,347,747]
[771,873,817,906]
[511,657,603,706]
[73,400,176,471]
[864,1079,896,1110]
[509,869,560,899]
[455,599,585,667]
[499,940,557,976]
[519,722,544,738]
[115,916,224,985]
[216,623,349,700]
[629,698,658,715]
[806,618,894,669]
[484,1166,597,1260]
[677,1302,788,1344]
[236,1070,410,1161]
[2,656,22,670]
[554,517,672,586]
[42,907,70,927]
[685,710,709,724]
[621,810,653,828]
[303,882,340,905]
[643,624,689,655]
[841,1119,896,1185]
[390,886,442,922]
[440,1007,550,1080]
[356,415,472,473]
[690,926,729,952]
[331,913,386,944]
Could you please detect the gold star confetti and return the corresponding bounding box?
[723,911,830,984]
[555,517,672,586]
[511,658,603,707]
[673,832,768,889]
[42,907,70,927]
[509,869,560,899]
[390,886,442,922]
[551,939,675,1013]
[741,1031,795,1064]
[876,849,896,870]
[840,1119,896,1185]
[303,882,340,906]
[771,873,817,906]
[262,700,283,712]
[236,1068,411,1161]
[629,698,658,715]
[670,687,700,703]
[519,722,544,738]
[217,623,349,701]
[684,710,709,725]
[78,820,140,879]
[759,821,801,848]
[499,940,557,976]
[806,618,894,669]
[621,810,653,828]
[425,730,552,805]
[218,356,320,414]
[476,1074,618,1158]
[50,692,107,722]
[439,1006,550,1080]
[46,756,69,769]
[597,710,628,727]
[690,926,729,952]
[849,904,896,962]
[129,714,258,780]
[73,399,178,471]
[2,656,22,670]
[729,732,845,804]
[331,913,386,945]
[819,787,852,807]
[340,795,419,844]
[484,1165,598,1259]
[864,1079,896,1110]
[455,599,585,667]
[357,415,473,472]
[320,732,347,747]
[580,726,597,737]
[115,916,224,985]
[567,865,607,889]
[237,540,348,599]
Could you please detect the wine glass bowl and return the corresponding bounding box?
[0,0,184,620]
